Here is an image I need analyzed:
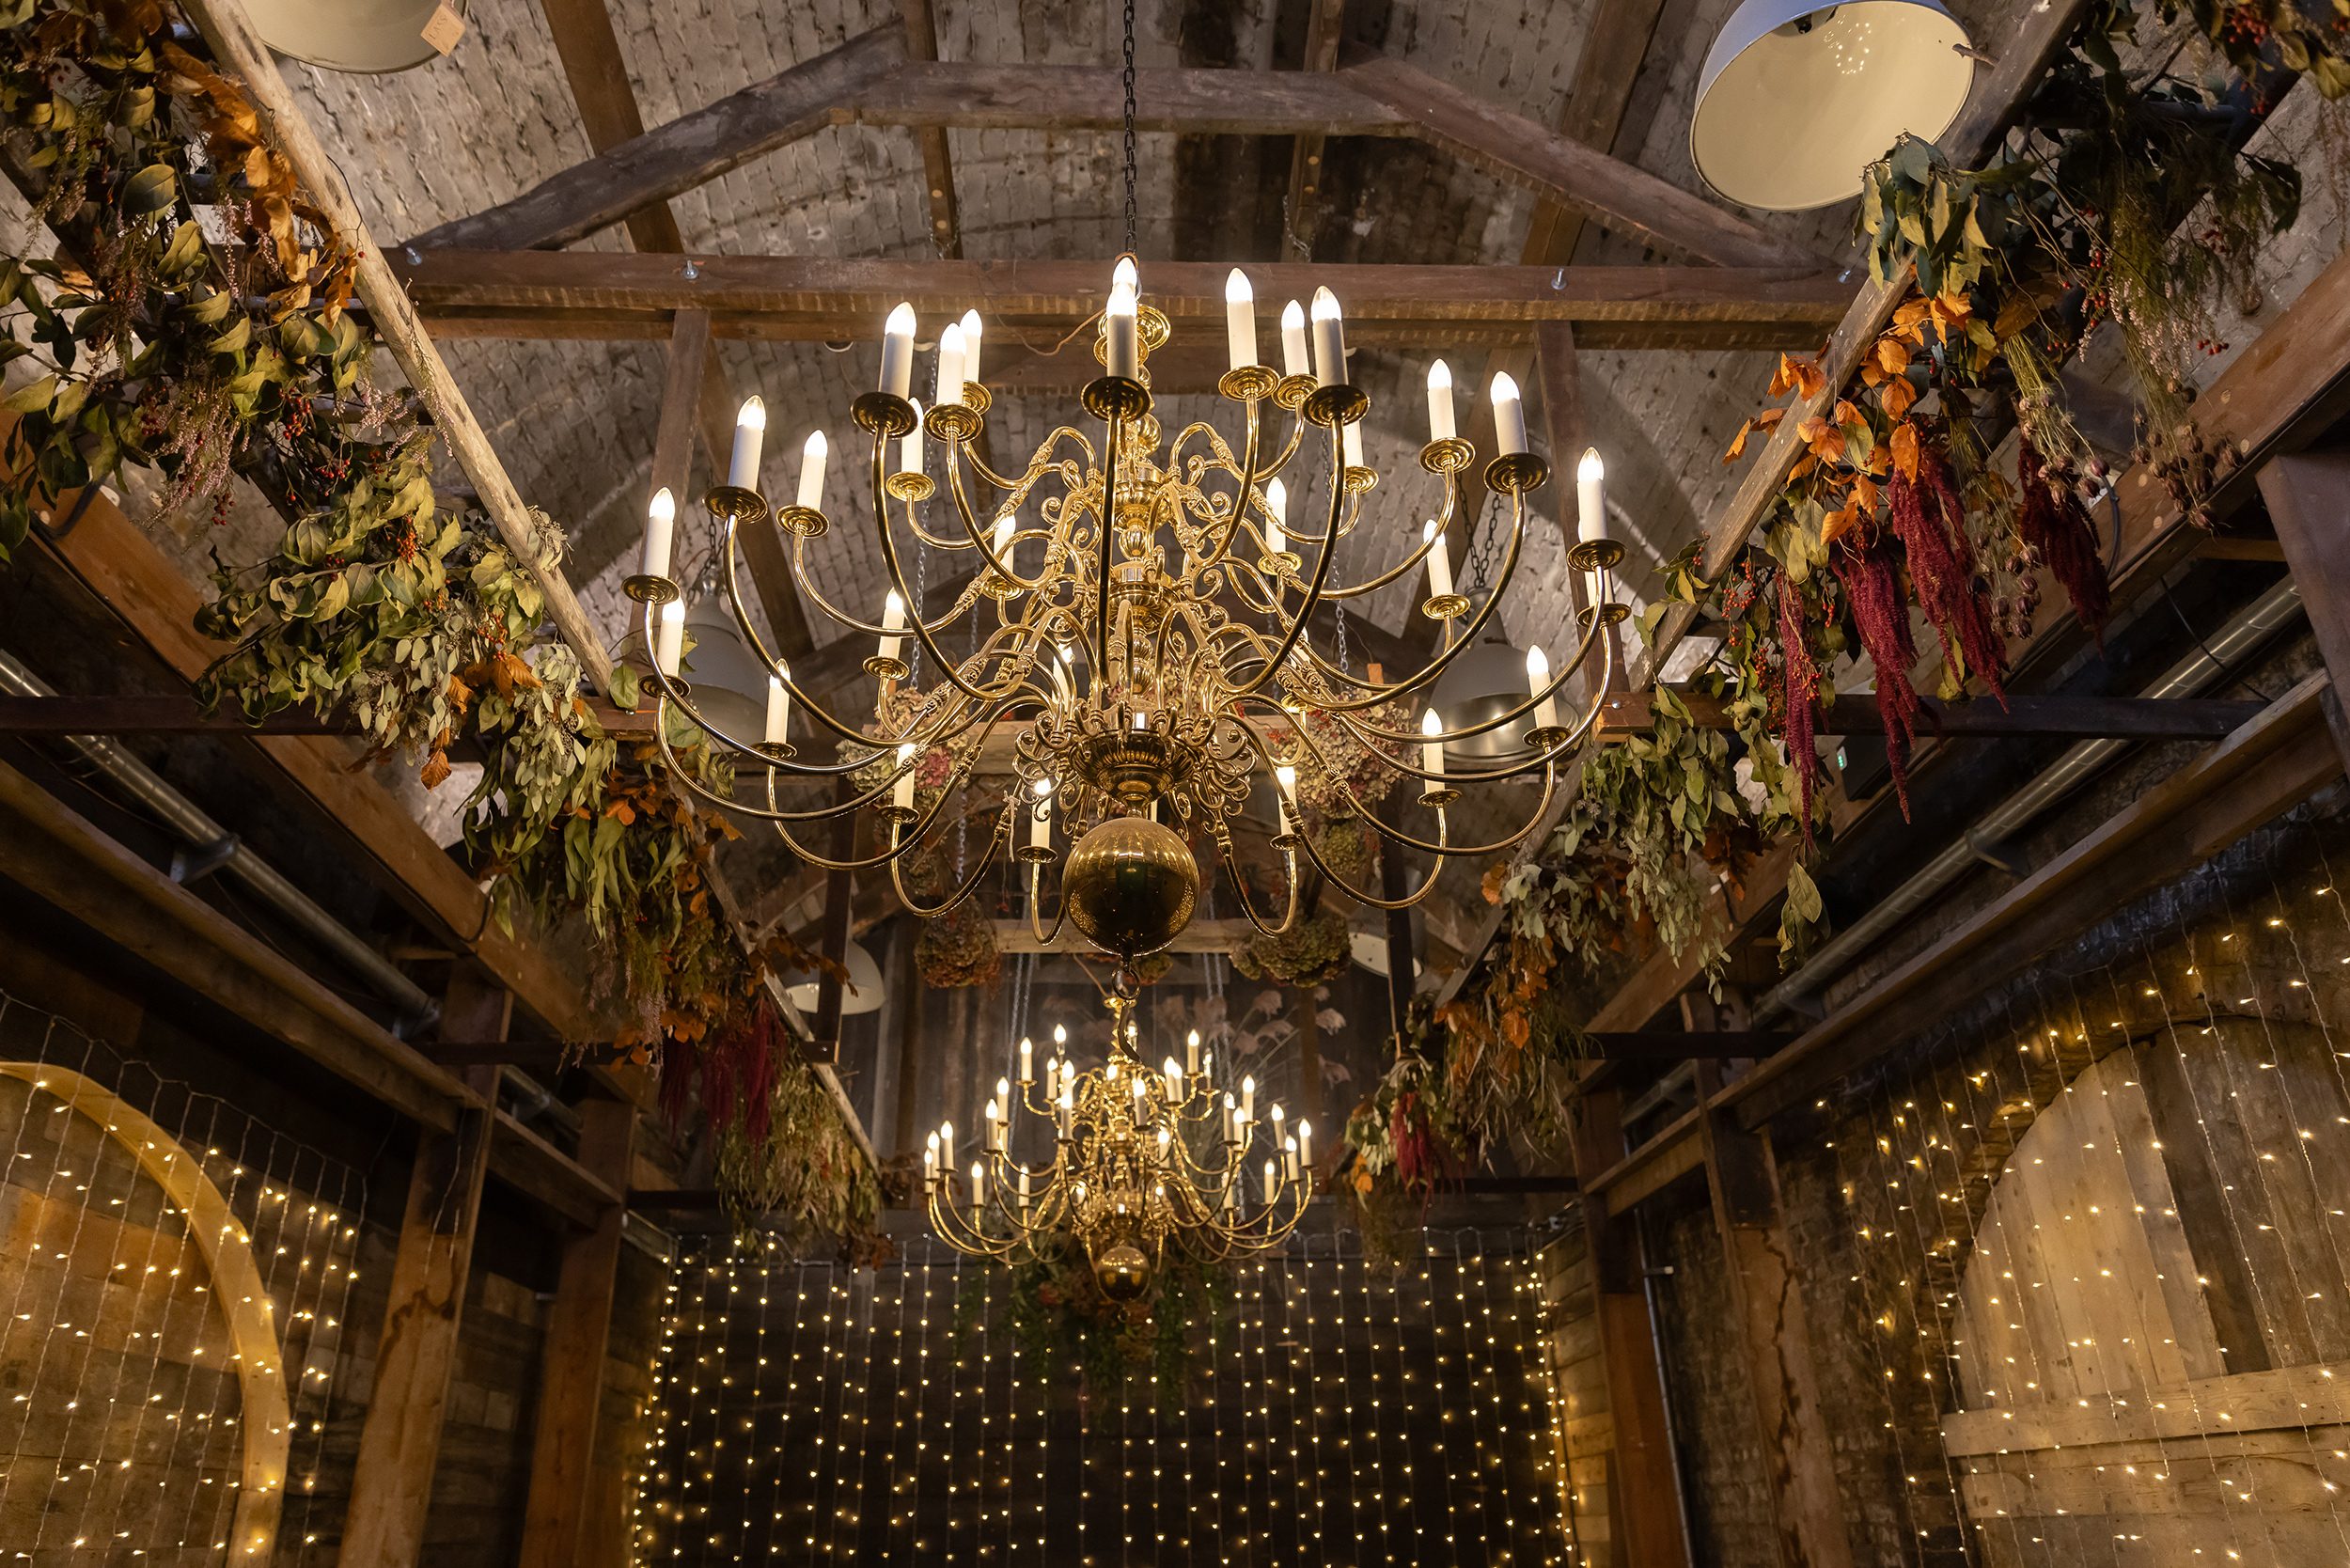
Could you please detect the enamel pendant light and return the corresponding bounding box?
[248,0,466,74]
[1692,1,1976,212]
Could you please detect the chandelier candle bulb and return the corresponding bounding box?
[655,599,684,677]
[993,512,1015,565]
[727,396,766,490]
[796,431,826,510]
[1426,359,1457,442]
[1491,371,1528,456]
[1019,1035,1033,1086]
[1264,477,1287,558]
[1242,1074,1256,1122]
[1274,765,1296,838]
[958,308,983,383]
[639,487,676,580]
[1423,519,1455,601]
[995,1076,1010,1123]
[1028,779,1052,850]
[936,322,965,408]
[1263,1159,1277,1206]
[1577,448,1606,542]
[1298,1120,1312,1168]
[970,1162,985,1215]
[1224,268,1256,372]
[1342,419,1364,470]
[1422,707,1446,781]
[764,674,790,745]
[1284,1136,1298,1182]
[1223,1093,1237,1144]
[1279,300,1310,379]
[1017,1165,1030,1205]
[901,400,925,478]
[1106,274,1139,381]
[1057,1087,1073,1137]
[1528,645,1559,731]
[983,1099,1001,1152]
[1164,1057,1183,1101]
[892,742,916,812]
[1309,287,1347,385]
[879,589,907,666]
[1187,1028,1201,1074]
[880,302,916,396]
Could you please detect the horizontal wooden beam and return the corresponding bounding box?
[1586,1030,1795,1059]
[387,250,1852,350]
[0,692,652,736]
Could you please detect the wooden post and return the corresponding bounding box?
[2255,450,2350,772]
[1692,1061,1854,1568]
[811,778,859,1058]
[341,971,505,1568]
[1574,1089,1692,1568]
[650,310,711,513]
[1538,321,1617,699]
[518,1098,639,1568]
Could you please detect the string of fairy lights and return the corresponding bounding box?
[1818,820,2350,1564]
[0,991,366,1563]
[634,1228,1573,1565]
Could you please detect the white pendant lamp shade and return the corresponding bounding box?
[783,939,884,1016]
[1692,1,1974,212]
[248,0,466,75]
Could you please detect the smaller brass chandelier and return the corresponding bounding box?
[922,986,1309,1297]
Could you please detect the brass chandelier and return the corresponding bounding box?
[618,24,1629,969]
[921,990,1311,1296]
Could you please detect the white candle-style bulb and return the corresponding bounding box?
[1423,518,1455,601]
[1273,765,1296,837]
[728,395,766,490]
[1279,300,1309,378]
[1426,358,1457,442]
[1576,447,1607,544]
[1017,1165,1031,1202]
[936,321,965,408]
[993,512,1016,566]
[1284,1135,1298,1181]
[1113,255,1138,293]
[940,1119,954,1152]
[971,1161,986,1206]
[879,588,908,666]
[1105,277,1139,381]
[892,742,916,811]
[1264,477,1287,557]
[796,430,827,510]
[1058,1087,1074,1136]
[1308,286,1346,385]
[1342,419,1364,470]
[1491,370,1528,456]
[959,308,984,383]
[1224,267,1257,372]
[1131,1074,1147,1103]
[901,399,925,478]
[764,673,789,745]
[639,487,676,581]
[1156,1126,1172,1163]
[1019,1035,1034,1083]
[1263,1159,1277,1205]
[1528,644,1560,731]
[654,599,684,677]
[1186,1028,1201,1074]
[1029,776,1052,850]
[1054,1024,1068,1049]
[995,1076,1011,1120]
[983,1097,1000,1149]
[881,302,916,396]
[1164,1057,1183,1100]
[1421,707,1445,781]
[1242,1074,1256,1121]
[1223,1093,1237,1143]
[1270,1105,1285,1137]
[1298,1119,1312,1168]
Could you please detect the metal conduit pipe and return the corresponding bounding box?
[0,650,441,1036]
[1756,576,2308,1026]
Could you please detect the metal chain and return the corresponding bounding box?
[1120,0,1138,256]
[1331,561,1353,675]
[1461,492,1506,599]
[907,531,930,685]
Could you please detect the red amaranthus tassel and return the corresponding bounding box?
[1777,567,1825,842]
[2016,435,2111,644]
[1888,441,2009,703]
[1832,529,1923,817]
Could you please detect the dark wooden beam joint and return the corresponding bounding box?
[1596,688,2268,743]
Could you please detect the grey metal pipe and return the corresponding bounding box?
[1756,575,2307,1025]
[0,651,440,1035]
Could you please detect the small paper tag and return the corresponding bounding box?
[419,2,466,55]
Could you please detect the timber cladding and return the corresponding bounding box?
[1641,800,2350,1567]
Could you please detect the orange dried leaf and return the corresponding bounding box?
[1891,421,1921,483]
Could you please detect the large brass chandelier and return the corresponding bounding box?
[922,990,1311,1296]
[618,28,1628,970]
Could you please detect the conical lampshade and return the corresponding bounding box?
[1692,0,1974,212]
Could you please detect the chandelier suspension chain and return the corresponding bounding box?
[1120,0,1138,257]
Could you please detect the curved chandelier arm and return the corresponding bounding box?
[924,1183,1020,1259]
[962,421,1097,495]
[1277,483,1533,713]
[870,431,1031,707]
[1332,609,1610,748]
[1195,399,1280,576]
[650,711,933,847]
[641,572,885,757]
[886,806,1013,917]
[1092,414,1122,695]
[1290,820,1446,912]
[1024,859,1072,949]
[946,453,1051,596]
[1213,827,1300,938]
[1218,421,1346,703]
[1316,469,1464,599]
[1230,699,1570,844]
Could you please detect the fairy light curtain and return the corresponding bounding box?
[1781,809,2350,1565]
[0,991,367,1562]
[635,1230,1574,1566]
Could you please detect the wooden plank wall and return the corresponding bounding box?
[1538,1219,1619,1566]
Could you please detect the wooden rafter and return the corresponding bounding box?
[898,0,962,257]
[531,0,684,254]
[403,41,1825,273]
[387,250,1850,349]
[1279,0,1348,259]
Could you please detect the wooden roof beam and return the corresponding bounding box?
[898,0,963,258]
[1279,0,1348,259]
